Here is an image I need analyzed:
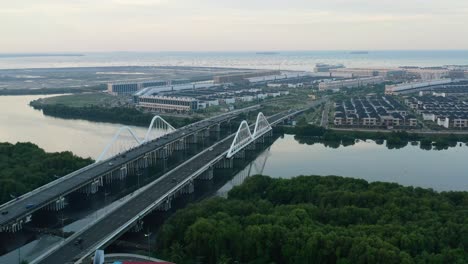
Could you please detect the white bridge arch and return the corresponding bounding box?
[226,112,272,158]
[96,116,175,162]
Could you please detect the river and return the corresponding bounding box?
[1,95,467,263]
[0,95,148,160]
[1,95,467,191]
[218,135,468,193]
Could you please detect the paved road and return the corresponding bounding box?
[321,101,330,128]
[36,112,294,264]
[0,106,259,229]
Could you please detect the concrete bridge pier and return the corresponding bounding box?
[180,180,195,194]
[157,198,172,211]
[234,149,246,159]
[45,197,66,211]
[215,158,234,169]
[197,166,214,180]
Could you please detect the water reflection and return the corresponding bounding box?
[220,134,468,192]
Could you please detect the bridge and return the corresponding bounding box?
[0,105,260,233]
[30,108,305,264]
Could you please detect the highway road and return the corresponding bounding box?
[0,106,259,229]
[35,111,295,264]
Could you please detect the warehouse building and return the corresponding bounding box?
[318,76,384,91]
[137,95,199,113]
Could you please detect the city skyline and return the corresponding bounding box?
[1,0,468,53]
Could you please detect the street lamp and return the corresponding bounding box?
[144,230,152,258]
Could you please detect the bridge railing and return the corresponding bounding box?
[30,128,239,264]
[0,162,102,211]
[30,109,302,264]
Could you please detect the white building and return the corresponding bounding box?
[422,113,436,121]
[437,117,450,128]
[224,98,236,104]
[267,83,283,88]
[138,95,198,112]
[240,95,254,102]
[207,99,219,106]
[318,76,385,91]
[385,79,452,94]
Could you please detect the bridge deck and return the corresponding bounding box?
[0,106,259,228]
[35,111,296,264]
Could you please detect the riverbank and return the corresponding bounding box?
[277,124,468,150]
[29,102,202,128]
[0,84,106,96]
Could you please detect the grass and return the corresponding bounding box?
[38,92,123,107]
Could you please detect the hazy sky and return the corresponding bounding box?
[1,0,468,52]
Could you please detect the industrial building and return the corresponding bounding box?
[329,68,406,79]
[213,70,281,84]
[402,67,449,80]
[314,63,344,72]
[384,79,455,95]
[137,95,199,113]
[107,79,190,95]
[318,76,384,91]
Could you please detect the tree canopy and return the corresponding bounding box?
[0,142,92,204]
[157,175,468,264]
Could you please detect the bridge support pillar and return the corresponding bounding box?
[46,197,66,211]
[198,167,214,180]
[215,158,234,169]
[180,180,195,194]
[157,198,172,211]
[234,149,246,159]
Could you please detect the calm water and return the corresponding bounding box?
[1,50,467,70]
[0,95,147,159]
[1,95,467,263]
[220,135,468,192]
[1,95,467,191]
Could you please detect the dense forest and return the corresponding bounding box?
[0,142,93,204]
[157,175,468,264]
[30,104,201,128]
[0,84,106,95]
[277,124,468,150]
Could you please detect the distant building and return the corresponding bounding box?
[137,95,198,112]
[213,70,280,84]
[329,68,404,78]
[107,79,177,95]
[318,76,384,91]
[404,67,449,80]
[384,79,453,94]
[448,70,466,79]
[314,63,344,72]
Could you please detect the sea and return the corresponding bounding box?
[0,50,467,71]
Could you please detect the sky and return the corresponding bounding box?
[1,0,468,52]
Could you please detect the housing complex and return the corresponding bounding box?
[405,95,468,129]
[333,96,418,128]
